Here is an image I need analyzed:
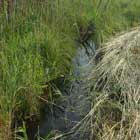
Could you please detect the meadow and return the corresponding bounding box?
[0,0,140,139]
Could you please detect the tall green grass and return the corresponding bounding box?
[0,0,140,139]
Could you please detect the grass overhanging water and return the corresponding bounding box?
[0,0,140,139]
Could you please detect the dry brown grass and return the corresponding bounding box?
[90,26,140,140]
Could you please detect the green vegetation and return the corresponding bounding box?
[0,0,140,139]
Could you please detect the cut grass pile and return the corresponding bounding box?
[90,27,140,140]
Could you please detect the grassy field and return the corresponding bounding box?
[0,0,140,139]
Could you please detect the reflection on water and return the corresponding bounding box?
[39,41,96,140]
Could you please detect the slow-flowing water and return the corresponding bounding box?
[39,41,96,140]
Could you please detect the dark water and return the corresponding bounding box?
[39,41,96,140]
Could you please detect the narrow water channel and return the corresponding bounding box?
[39,41,96,140]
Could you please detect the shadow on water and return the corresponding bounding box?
[39,41,96,140]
